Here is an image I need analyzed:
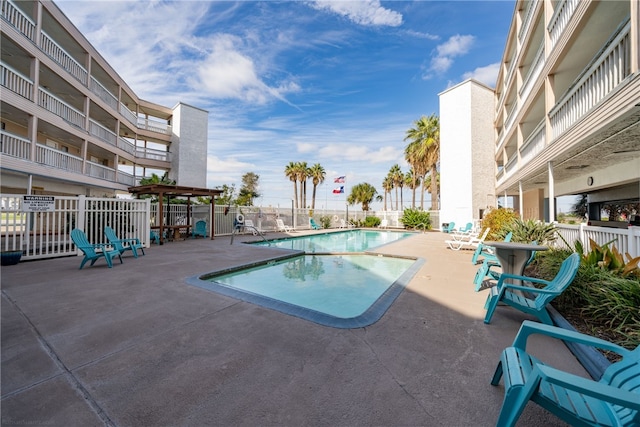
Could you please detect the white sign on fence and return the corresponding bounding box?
[22,195,55,212]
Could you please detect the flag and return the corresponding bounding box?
[332,186,344,194]
[334,176,345,183]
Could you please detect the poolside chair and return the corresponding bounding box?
[309,218,321,230]
[471,231,512,265]
[484,252,580,325]
[473,240,537,292]
[491,320,640,427]
[449,222,473,239]
[191,220,207,238]
[244,219,264,235]
[70,229,122,269]
[442,222,455,233]
[150,230,160,244]
[446,227,490,251]
[276,218,292,232]
[378,219,389,229]
[104,226,145,258]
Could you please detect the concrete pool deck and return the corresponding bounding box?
[1,230,585,426]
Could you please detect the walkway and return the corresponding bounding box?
[1,231,582,426]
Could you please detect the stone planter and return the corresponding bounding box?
[1,250,23,266]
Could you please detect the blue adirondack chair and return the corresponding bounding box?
[484,252,580,325]
[309,218,321,230]
[491,320,640,427]
[70,229,123,269]
[442,222,456,233]
[471,231,512,265]
[104,226,145,258]
[474,240,537,291]
[192,220,207,238]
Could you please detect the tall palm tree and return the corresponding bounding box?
[347,182,378,211]
[284,162,299,209]
[309,163,326,210]
[381,176,394,211]
[404,169,421,208]
[405,114,440,210]
[297,161,309,209]
[388,164,404,210]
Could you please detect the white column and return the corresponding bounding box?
[548,161,555,222]
[518,181,524,219]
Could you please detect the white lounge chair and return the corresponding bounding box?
[276,218,292,232]
[243,219,264,235]
[446,227,490,251]
[378,219,389,229]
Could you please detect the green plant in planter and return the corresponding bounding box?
[576,238,640,278]
[363,216,381,228]
[399,208,431,230]
[319,215,332,229]
[495,218,557,244]
[480,208,518,240]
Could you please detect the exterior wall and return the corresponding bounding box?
[169,103,208,188]
[439,80,495,227]
[522,189,544,220]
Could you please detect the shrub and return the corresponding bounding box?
[576,238,640,278]
[319,215,332,229]
[348,216,382,228]
[495,218,557,244]
[481,208,518,239]
[399,209,431,230]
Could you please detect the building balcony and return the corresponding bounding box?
[518,0,537,42]
[519,43,544,100]
[40,30,88,85]
[549,20,631,140]
[1,0,36,42]
[1,130,31,160]
[89,76,118,111]
[1,61,33,100]
[35,144,84,174]
[38,87,85,129]
[519,120,545,166]
[547,0,580,48]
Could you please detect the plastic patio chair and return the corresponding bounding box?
[191,220,207,238]
[473,240,537,291]
[104,226,145,258]
[70,228,123,269]
[309,218,321,230]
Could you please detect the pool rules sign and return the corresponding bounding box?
[22,195,55,212]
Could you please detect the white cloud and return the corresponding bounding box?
[423,34,475,79]
[462,62,500,87]
[309,0,403,27]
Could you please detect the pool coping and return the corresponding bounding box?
[186,251,424,329]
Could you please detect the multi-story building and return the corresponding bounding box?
[1,0,208,197]
[441,0,640,226]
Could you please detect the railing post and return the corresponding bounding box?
[578,223,586,254]
[629,226,640,259]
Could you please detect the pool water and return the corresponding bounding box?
[188,253,422,328]
[252,229,415,252]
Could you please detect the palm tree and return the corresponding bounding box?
[388,164,404,210]
[347,182,378,211]
[404,114,440,210]
[404,169,421,208]
[309,163,326,210]
[297,161,309,209]
[284,162,299,209]
[381,176,394,211]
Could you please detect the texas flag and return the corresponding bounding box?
[333,186,344,194]
[334,176,345,183]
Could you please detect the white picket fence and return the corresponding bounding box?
[555,223,640,258]
[1,194,150,260]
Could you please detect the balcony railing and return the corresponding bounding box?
[35,144,83,174]
[549,21,631,139]
[89,119,117,146]
[519,43,544,100]
[1,0,36,42]
[504,102,518,132]
[1,62,33,100]
[38,87,85,128]
[117,170,135,186]
[117,137,136,156]
[518,0,537,42]
[1,130,31,160]
[504,154,518,179]
[135,147,171,162]
[519,120,545,166]
[40,31,88,85]
[86,161,116,181]
[89,76,118,111]
[137,118,172,135]
[120,103,137,126]
[548,0,580,48]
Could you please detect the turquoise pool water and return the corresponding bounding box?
[187,253,422,328]
[252,229,415,252]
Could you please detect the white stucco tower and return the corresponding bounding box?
[439,79,495,228]
[170,103,208,188]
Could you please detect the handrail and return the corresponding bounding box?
[230,225,268,245]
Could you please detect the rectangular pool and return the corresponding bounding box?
[251,229,415,252]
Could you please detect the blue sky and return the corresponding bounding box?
[57,0,516,210]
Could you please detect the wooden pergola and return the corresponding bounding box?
[128,184,223,245]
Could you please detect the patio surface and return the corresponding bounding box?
[1,230,583,426]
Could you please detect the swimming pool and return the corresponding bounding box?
[187,253,423,328]
[252,229,415,252]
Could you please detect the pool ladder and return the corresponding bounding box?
[230,225,268,245]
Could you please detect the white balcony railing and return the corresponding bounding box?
[40,31,88,85]
[504,102,518,132]
[89,76,118,111]
[135,147,171,162]
[117,170,136,186]
[89,119,117,146]
[519,43,545,100]
[547,0,580,48]
[0,130,31,160]
[86,161,116,181]
[504,155,518,179]
[519,120,545,166]
[117,137,136,156]
[0,62,33,100]
[120,103,137,126]
[518,0,537,42]
[1,0,36,41]
[35,144,83,173]
[38,87,85,128]
[137,118,172,135]
[549,21,631,139]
